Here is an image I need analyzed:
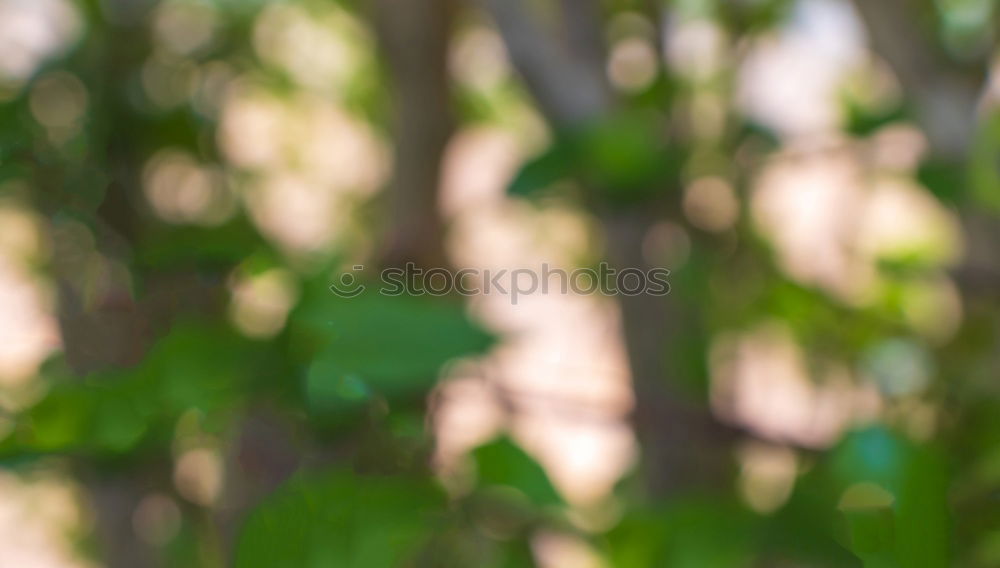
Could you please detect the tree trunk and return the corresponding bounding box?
[482,0,736,498]
[602,206,735,496]
[372,0,456,269]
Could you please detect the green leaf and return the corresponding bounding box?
[970,111,1000,213]
[833,428,951,568]
[840,484,897,568]
[295,289,493,401]
[917,160,965,205]
[605,498,754,568]
[843,99,907,138]
[894,445,949,568]
[471,437,562,508]
[8,322,260,456]
[577,112,679,203]
[235,471,446,568]
[137,215,271,269]
[21,386,98,452]
[508,139,576,198]
[506,111,681,205]
[141,321,260,412]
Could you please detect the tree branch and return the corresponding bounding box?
[481,0,611,126]
[850,0,987,158]
[559,0,607,75]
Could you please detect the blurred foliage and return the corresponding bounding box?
[0,0,998,566]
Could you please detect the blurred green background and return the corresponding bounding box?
[0,0,998,566]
